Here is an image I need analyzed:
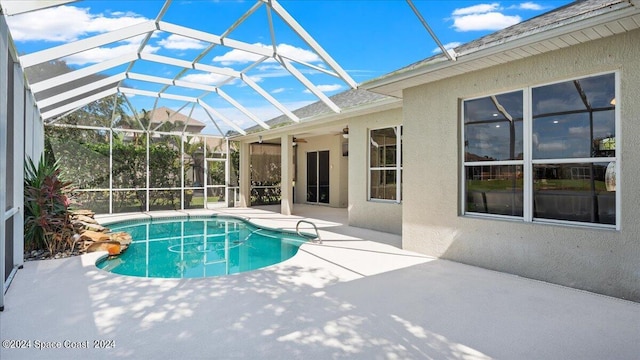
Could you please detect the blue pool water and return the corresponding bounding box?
[96,216,308,279]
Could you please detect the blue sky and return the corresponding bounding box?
[5,0,574,135]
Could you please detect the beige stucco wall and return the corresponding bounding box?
[348,108,403,234]
[295,134,348,208]
[402,29,640,301]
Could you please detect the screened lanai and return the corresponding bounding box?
[0,0,362,310]
[0,0,460,311]
[2,0,359,213]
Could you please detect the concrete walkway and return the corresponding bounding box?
[1,206,638,359]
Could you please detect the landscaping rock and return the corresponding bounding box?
[110,232,132,247]
[80,230,111,242]
[86,241,122,255]
[71,209,95,217]
[74,214,99,225]
[25,209,132,261]
[76,221,107,232]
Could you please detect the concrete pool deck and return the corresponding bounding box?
[1,205,639,359]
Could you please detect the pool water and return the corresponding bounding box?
[96,216,308,279]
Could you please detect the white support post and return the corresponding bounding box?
[225,138,232,207]
[239,142,251,207]
[180,135,185,210]
[109,128,113,214]
[13,63,25,268]
[203,141,208,208]
[0,14,9,312]
[281,135,294,216]
[33,114,44,162]
[146,132,150,212]
[24,94,34,160]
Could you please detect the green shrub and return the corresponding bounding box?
[24,155,76,254]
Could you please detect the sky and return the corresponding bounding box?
[4,0,574,135]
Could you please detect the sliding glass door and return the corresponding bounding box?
[307,150,330,204]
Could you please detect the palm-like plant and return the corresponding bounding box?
[24,155,75,254]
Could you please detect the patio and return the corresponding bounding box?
[1,205,638,359]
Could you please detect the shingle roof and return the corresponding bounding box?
[241,88,394,134]
[367,0,626,85]
[456,0,620,54]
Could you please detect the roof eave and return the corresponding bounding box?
[362,1,639,96]
[231,96,402,143]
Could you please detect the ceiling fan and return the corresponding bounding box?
[335,126,349,139]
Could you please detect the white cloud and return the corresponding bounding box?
[213,48,266,66]
[450,2,524,32]
[158,34,208,50]
[276,43,321,63]
[303,84,343,94]
[213,43,320,65]
[256,64,283,72]
[180,72,233,86]
[7,5,149,42]
[432,42,462,54]
[453,12,521,32]
[452,3,500,16]
[518,2,544,10]
[272,88,287,94]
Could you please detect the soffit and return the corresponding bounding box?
[0,0,357,136]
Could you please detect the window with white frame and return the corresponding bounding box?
[462,72,617,227]
[369,126,402,202]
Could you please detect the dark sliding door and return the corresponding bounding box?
[307,150,329,204]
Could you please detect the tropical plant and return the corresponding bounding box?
[24,154,76,254]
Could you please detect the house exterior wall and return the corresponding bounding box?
[348,108,403,234]
[294,134,348,208]
[402,29,640,301]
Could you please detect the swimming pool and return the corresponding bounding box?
[96,216,309,279]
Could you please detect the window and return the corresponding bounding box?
[369,126,402,202]
[462,73,617,227]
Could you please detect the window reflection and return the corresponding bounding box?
[370,128,397,167]
[465,165,523,216]
[462,72,617,226]
[532,73,615,159]
[371,170,398,200]
[533,163,614,225]
[464,90,524,161]
[370,127,402,201]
